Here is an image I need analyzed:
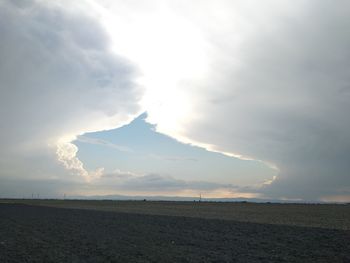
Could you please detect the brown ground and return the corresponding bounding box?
[0,201,349,262]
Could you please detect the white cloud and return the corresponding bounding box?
[0,1,142,181]
[94,0,350,201]
[161,1,350,201]
[1,0,349,201]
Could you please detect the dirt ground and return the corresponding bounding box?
[0,203,349,262]
[1,199,349,230]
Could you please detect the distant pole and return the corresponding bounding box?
[199,193,202,202]
[32,193,34,199]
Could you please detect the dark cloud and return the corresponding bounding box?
[99,171,239,193]
[168,0,350,201]
[1,0,349,201]
[0,1,142,180]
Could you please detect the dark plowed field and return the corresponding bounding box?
[0,204,349,262]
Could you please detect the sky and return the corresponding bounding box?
[0,0,349,202]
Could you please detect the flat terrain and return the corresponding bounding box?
[1,199,349,230]
[0,201,349,262]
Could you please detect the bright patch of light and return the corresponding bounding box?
[91,2,209,135]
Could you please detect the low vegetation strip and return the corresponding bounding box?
[1,199,349,230]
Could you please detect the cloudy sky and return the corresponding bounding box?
[0,0,349,202]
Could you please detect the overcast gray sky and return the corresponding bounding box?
[0,0,349,202]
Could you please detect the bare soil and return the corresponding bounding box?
[1,199,349,230]
[0,203,349,262]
